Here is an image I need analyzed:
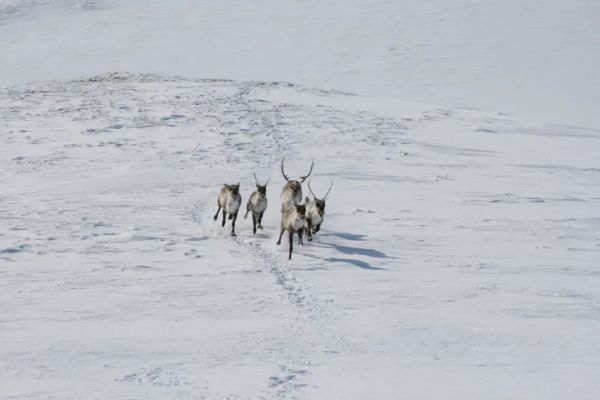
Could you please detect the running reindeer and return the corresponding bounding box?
[277,158,313,259]
[280,158,314,212]
[304,180,332,241]
[213,183,242,236]
[245,173,269,235]
[276,203,307,260]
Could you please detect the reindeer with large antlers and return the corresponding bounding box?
[304,180,332,241]
[280,158,314,213]
[245,173,269,235]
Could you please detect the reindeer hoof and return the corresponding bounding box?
[276,241,281,245]
[258,225,264,230]
[308,237,312,241]
[231,232,237,237]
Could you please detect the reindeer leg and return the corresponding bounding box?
[276,224,285,245]
[258,212,264,229]
[298,228,305,245]
[231,212,238,236]
[252,213,257,235]
[221,209,227,227]
[213,205,221,221]
[306,219,313,241]
[288,231,294,260]
[314,223,321,234]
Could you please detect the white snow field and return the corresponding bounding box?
[1,2,600,400]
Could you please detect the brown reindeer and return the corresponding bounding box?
[304,180,332,241]
[245,173,269,235]
[213,183,242,236]
[280,158,314,212]
[276,203,307,260]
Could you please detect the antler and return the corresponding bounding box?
[299,161,315,183]
[280,158,290,182]
[323,181,333,199]
[253,173,270,186]
[308,180,333,200]
[307,179,318,199]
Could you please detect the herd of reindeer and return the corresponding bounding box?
[213,159,332,259]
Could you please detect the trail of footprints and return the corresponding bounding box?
[1,72,403,398]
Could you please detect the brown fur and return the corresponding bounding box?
[213,183,242,236]
[276,204,307,260]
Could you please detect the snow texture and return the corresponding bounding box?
[1,1,600,400]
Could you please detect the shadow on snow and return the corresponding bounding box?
[305,230,390,270]
[326,257,385,270]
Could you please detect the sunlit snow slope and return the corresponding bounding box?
[1,73,599,399]
[1,0,599,127]
[2,0,600,399]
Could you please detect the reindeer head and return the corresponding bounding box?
[295,204,307,220]
[288,181,302,199]
[253,173,269,200]
[308,180,332,217]
[314,199,326,217]
[225,183,240,196]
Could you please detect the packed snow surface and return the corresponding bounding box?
[1,1,600,400]
[2,72,599,399]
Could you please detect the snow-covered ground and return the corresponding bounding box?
[1,1,600,400]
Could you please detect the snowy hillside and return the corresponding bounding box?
[1,0,599,127]
[1,1,600,399]
[2,72,599,399]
